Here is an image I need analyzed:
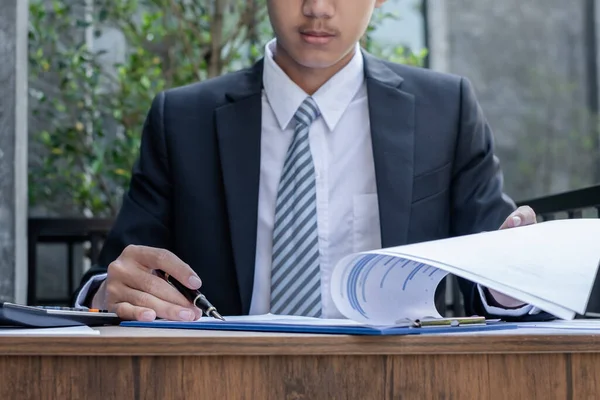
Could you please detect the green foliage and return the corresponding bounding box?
[28,0,427,217]
[364,7,428,66]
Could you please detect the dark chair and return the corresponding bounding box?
[27,218,114,305]
[517,185,600,221]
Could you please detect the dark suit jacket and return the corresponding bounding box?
[76,51,550,321]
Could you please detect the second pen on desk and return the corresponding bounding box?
[155,269,225,321]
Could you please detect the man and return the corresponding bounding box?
[75,0,543,322]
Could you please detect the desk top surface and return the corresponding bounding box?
[2,326,600,356]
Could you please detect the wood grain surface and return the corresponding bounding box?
[2,353,598,399]
[1,326,600,355]
[2,327,600,399]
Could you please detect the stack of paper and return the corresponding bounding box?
[0,326,100,335]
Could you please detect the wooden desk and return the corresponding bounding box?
[1,327,600,399]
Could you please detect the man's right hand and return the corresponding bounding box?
[91,245,203,321]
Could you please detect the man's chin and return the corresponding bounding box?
[293,45,357,71]
[295,54,345,70]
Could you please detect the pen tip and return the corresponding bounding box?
[211,310,225,321]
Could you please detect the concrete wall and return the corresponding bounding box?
[428,0,598,200]
[0,0,28,303]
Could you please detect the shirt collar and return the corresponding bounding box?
[262,38,365,132]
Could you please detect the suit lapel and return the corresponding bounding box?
[363,52,416,247]
[215,60,264,314]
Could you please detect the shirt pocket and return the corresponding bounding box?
[352,193,382,253]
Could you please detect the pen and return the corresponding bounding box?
[155,270,225,321]
[411,316,486,327]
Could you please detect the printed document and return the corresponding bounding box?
[330,219,600,324]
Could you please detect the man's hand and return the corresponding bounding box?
[499,205,537,229]
[487,205,537,308]
[91,245,203,321]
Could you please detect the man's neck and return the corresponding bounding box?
[272,42,356,95]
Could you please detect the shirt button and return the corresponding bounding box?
[315,170,320,179]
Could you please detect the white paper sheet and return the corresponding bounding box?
[517,320,600,330]
[203,313,363,326]
[0,325,100,335]
[330,254,447,324]
[331,219,600,324]
[448,320,600,335]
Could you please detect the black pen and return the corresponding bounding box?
[155,270,225,321]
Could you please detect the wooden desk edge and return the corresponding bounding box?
[3,328,600,356]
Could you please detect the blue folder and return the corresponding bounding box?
[120,319,517,336]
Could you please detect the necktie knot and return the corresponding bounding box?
[294,97,320,127]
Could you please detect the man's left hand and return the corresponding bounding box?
[499,205,537,229]
[486,205,538,308]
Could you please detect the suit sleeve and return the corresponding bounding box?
[72,91,173,306]
[450,78,554,321]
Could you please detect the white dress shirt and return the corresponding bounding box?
[250,40,378,318]
[77,39,538,318]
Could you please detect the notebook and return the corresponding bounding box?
[122,219,600,335]
[121,314,515,335]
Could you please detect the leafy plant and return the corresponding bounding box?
[28,0,427,217]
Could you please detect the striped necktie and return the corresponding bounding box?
[270,97,322,317]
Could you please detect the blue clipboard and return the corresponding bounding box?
[120,319,517,336]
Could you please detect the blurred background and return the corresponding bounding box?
[1,0,599,309]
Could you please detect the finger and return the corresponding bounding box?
[510,206,537,227]
[193,307,202,320]
[131,269,202,319]
[500,206,537,229]
[108,256,202,320]
[520,205,537,224]
[112,302,156,322]
[487,288,526,308]
[119,264,197,308]
[122,245,202,290]
[109,283,201,321]
[108,258,195,308]
[123,287,197,321]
